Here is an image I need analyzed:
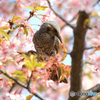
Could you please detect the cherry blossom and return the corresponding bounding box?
[67,0,96,13]
[0,0,100,100]
[67,0,84,13]
[89,54,100,73]
[80,0,96,13]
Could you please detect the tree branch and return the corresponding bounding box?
[7,11,34,35]
[63,51,71,55]
[69,11,89,100]
[82,61,95,66]
[80,84,100,100]
[94,0,100,6]
[47,0,74,29]
[84,46,98,50]
[61,15,77,30]
[0,69,44,100]
[0,69,27,88]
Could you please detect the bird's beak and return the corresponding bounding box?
[57,35,62,43]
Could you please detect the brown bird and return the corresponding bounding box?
[33,21,62,59]
[33,21,67,83]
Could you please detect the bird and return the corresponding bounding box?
[33,21,62,59]
[33,21,67,83]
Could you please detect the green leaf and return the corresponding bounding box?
[13,70,24,75]
[0,37,3,43]
[38,86,45,92]
[13,70,27,83]
[22,54,45,69]
[23,28,28,36]
[34,62,46,68]
[15,75,27,83]
[12,14,24,21]
[26,6,34,10]
[12,14,15,22]
[30,54,36,65]
[21,54,33,69]
[60,65,64,74]
[0,30,9,40]
[22,54,30,61]
[14,16,24,21]
[36,6,48,11]
[23,61,33,68]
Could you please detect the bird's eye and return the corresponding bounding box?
[46,25,54,32]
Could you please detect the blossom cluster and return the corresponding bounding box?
[0,0,100,100]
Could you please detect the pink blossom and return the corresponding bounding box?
[30,85,37,92]
[67,0,96,13]
[9,37,21,50]
[80,0,96,13]
[67,0,84,13]
[91,38,100,46]
[0,77,3,87]
[0,17,9,27]
[5,92,24,100]
[0,93,11,100]
[46,80,57,89]
[89,54,100,73]
[87,29,96,38]
[55,0,64,3]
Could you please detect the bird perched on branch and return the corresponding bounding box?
[33,21,67,83]
[33,21,62,59]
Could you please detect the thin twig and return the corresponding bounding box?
[82,61,95,66]
[25,11,34,21]
[47,0,74,29]
[17,50,37,55]
[7,24,25,34]
[0,69,44,100]
[61,15,77,30]
[84,46,97,50]
[63,51,71,55]
[7,11,34,34]
[94,0,100,6]
[0,69,27,88]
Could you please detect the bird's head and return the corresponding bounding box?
[40,21,62,43]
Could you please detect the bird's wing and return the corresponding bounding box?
[54,37,59,54]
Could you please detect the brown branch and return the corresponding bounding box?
[27,70,34,88]
[80,84,100,100]
[0,69,44,100]
[0,69,27,88]
[25,11,34,21]
[17,50,37,55]
[82,61,95,66]
[63,51,71,55]
[69,11,89,100]
[7,11,34,35]
[7,23,25,34]
[61,15,78,30]
[94,0,100,6]
[47,0,74,29]
[84,46,98,50]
